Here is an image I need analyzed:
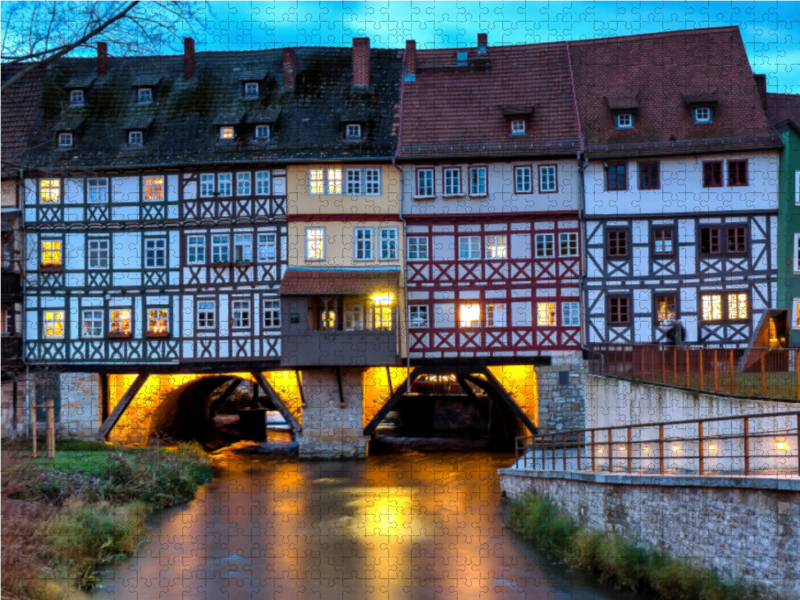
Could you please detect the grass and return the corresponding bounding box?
[1,439,212,600]
[505,493,761,600]
[634,371,798,400]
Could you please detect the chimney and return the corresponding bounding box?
[477,33,488,53]
[753,73,768,111]
[283,48,296,90]
[352,37,370,87]
[183,38,195,81]
[404,40,417,82]
[97,42,108,77]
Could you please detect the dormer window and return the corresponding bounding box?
[220,126,235,140]
[615,113,634,129]
[137,87,153,103]
[510,119,526,135]
[58,132,73,148]
[346,123,362,139]
[456,51,468,66]
[128,130,144,146]
[694,107,712,123]
[69,90,84,106]
[244,82,259,98]
[255,124,270,140]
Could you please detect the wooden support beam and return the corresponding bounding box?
[251,371,301,435]
[209,378,243,416]
[478,368,538,434]
[98,373,150,440]
[363,368,419,436]
[456,375,491,421]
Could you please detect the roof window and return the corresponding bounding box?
[510,119,526,135]
[456,51,468,66]
[137,87,153,104]
[346,123,362,139]
[615,113,635,129]
[255,124,270,140]
[220,126,235,140]
[58,132,73,148]
[244,82,259,98]
[128,130,144,146]
[694,107,713,123]
[69,89,84,106]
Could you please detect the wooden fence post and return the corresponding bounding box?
[699,349,704,391]
[761,356,766,398]
[46,401,55,459]
[673,347,678,386]
[685,347,690,388]
[714,349,719,392]
[661,347,666,384]
[730,350,736,395]
[31,401,37,459]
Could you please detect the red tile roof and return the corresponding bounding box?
[1,64,46,169]
[765,93,800,129]
[279,269,400,295]
[568,27,781,158]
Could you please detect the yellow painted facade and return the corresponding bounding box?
[362,366,411,429]
[487,365,539,427]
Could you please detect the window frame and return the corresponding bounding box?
[795,233,800,274]
[109,309,132,336]
[700,292,749,322]
[87,178,108,204]
[200,173,215,198]
[308,168,343,195]
[82,309,104,338]
[236,172,252,196]
[197,300,216,329]
[606,162,627,191]
[128,130,144,146]
[258,233,277,262]
[87,238,110,270]
[485,234,507,260]
[233,234,253,263]
[407,236,429,261]
[379,227,399,261]
[345,123,362,139]
[486,303,507,328]
[458,236,481,261]
[69,89,84,106]
[699,224,747,256]
[255,171,271,195]
[607,295,631,325]
[254,124,270,140]
[305,227,325,261]
[514,165,533,194]
[231,300,251,329]
[146,308,170,336]
[652,227,675,256]
[606,228,629,258]
[469,166,488,197]
[409,305,429,329]
[702,161,723,188]
[244,81,259,98]
[443,167,463,197]
[562,302,580,327]
[365,167,381,195]
[510,119,526,135]
[615,113,634,129]
[693,107,713,123]
[638,162,660,190]
[353,227,375,261]
[211,234,230,264]
[40,179,61,203]
[143,176,164,201]
[536,302,557,327]
[559,232,579,257]
[345,168,362,195]
[217,173,233,197]
[728,160,748,187]
[655,294,678,325]
[219,126,235,141]
[41,239,62,268]
[187,235,206,265]
[534,233,555,258]
[58,132,73,148]
[43,310,65,339]
[538,164,558,193]
[415,168,435,199]
[144,237,167,269]
[137,87,153,104]
[795,171,800,206]
[263,299,281,328]
[793,298,800,330]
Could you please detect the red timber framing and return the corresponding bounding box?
[405,212,581,357]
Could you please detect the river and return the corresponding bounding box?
[93,439,643,600]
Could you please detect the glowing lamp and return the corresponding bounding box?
[709,444,717,452]
[371,293,394,306]
[673,445,680,453]
[619,446,625,453]
[597,448,604,455]
[776,441,788,451]
[643,446,651,454]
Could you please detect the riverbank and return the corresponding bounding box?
[1,439,212,600]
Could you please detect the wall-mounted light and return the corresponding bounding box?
[619,446,625,453]
[709,443,717,452]
[673,444,680,453]
[776,441,788,451]
[643,446,651,453]
[598,448,604,455]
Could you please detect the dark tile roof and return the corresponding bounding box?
[20,47,402,170]
[397,42,581,159]
[279,269,399,295]
[0,64,46,170]
[568,27,781,159]
[765,93,800,130]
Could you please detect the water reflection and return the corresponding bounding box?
[93,444,643,600]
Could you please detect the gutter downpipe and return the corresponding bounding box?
[394,48,411,393]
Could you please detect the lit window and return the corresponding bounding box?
[244,82,259,97]
[346,169,362,195]
[380,228,399,260]
[326,168,342,194]
[444,168,461,195]
[346,123,361,139]
[559,232,578,257]
[369,295,394,331]
[354,228,374,261]
[232,301,251,328]
[147,309,169,335]
[233,234,252,262]
[309,169,325,195]
[535,233,555,258]
[220,126,235,140]
[470,167,487,196]
[40,179,61,203]
[416,169,434,197]
[144,238,166,268]
[212,235,229,263]
[110,310,132,335]
[656,295,677,324]
[459,303,481,328]
[200,174,215,197]
[701,294,723,321]
[218,173,232,197]
[653,229,673,255]
[306,228,324,261]
[187,236,205,264]
[255,171,270,194]
[408,236,428,260]
[88,178,108,203]
[615,113,634,129]
[365,168,381,195]
[82,310,103,338]
[793,299,800,329]
[608,297,629,324]
[88,239,109,269]
[197,301,216,329]
[728,293,748,320]
[485,235,507,259]
[258,234,276,261]
[143,176,163,201]
[263,300,281,328]
[307,169,342,195]
[510,119,526,134]
[69,90,84,105]
[409,305,429,328]
[41,240,62,267]
[44,311,64,339]
[537,302,556,326]
[237,172,251,196]
[459,236,480,260]
[539,165,557,192]
[486,304,506,327]
[515,166,532,193]
[344,301,363,331]
[128,130,144,145]
[58,133,73,148]
[137,88,153,103]
[694,107,712,123]
[255,125,270,140]
[562,302,580,327]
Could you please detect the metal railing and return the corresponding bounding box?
[515,411,800,477]
[588,344,800,401]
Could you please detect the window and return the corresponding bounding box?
[537,302,556,327]
[727,227,746,253]
[607,230,628,257]
[694,107,712,123]
[796,234,800,273]
[459,303,481,328]
[308,169,342,195]
[137,87,152,103]
[147,309,169,335]
[41,179,61,203]
[615,113,634,129]
[110,310,132,335]
[408,237,428,260]
[41,240,62,267]
[469,167,487,196]
[562,302,580,327]
[220,126,234,140]
[703,162,723,187]
[608,297,630,324]
[510,119,526,134]
[212,235,229,263]
[346,169,362,195]
[237,172,251,196]
[145,238,166,268]
[88,178,108,203]
[200,174,215,197]
[188,236,205,264]
[44,311,65,339]
[263,300,280,328]
[306,228,324,261]
[485,235,507,259]
[729,160,747,186]
[444,168,461,196]
[728,293,748,320]
[232,301,251,328]
[535,233,555,258]
[370,296,394,331]
[256,171,270,194]
[701,293,748,321]
[539,165,557,192]
[700,227,721,254]
[409,305,429,328]
[459,236,480,260]
[58,133,73,148]
[326,169,341,194]
[515,166,532,193]
[143,177,163,201]
[258,234,276,261]
[218,173,232,197]
[88,239,109,269]
[486,304,506,328]
[795,171,800,206]
[416,169,434,197]
[701,294,723,321]
[69,89,84,105]
[639,162,660,190]
[346,123,361,139]
[309,169,325,195]
[233,234,252,262]
[656,295,677,324]
[255,125,270,140]
[319,307,337,331]
[128,131,144,146]
[354,228,374,261]
[380,228,399,260]
[197,301,215,329]
[365,168,381,195]
[344,301,363,331]
[606,163,627,191]
[701,226,745,255]
[244,82,259,97]
[794,299,800,329]
[82,310,103,338]
[653,229,673,255]
[559,232,578,257]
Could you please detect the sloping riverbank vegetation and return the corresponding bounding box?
[1,439,212,600]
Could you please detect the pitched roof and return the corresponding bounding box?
[279,269,400,295]
[397,41,581,159]
[568,27,781,159]
[0,64,46,170]
[765,93,800,130]
[20,47,402,170]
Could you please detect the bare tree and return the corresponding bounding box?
[1,1,210,91]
